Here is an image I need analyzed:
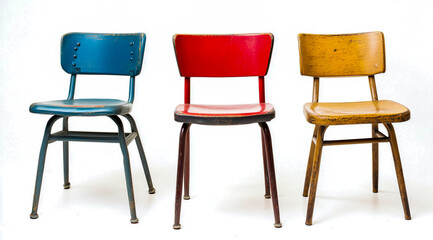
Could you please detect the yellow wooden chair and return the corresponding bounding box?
[298,32,411,225]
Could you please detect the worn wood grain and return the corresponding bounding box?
[298,32,385,77]
[303,100,410,125]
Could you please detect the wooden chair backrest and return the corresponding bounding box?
[298,32,385,77]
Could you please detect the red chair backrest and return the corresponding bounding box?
[173,34,274,77]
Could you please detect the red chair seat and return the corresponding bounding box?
[174,103,275,125]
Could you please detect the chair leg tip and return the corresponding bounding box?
[274,223,282,228]
[405,216,412,220]
[305,221,312,226]
[130,218,139,224]
[148,188,156,194]
[183,195,191,200]
[264,194,271,199]
[173,224,181,230]
[63,183,71,189]
[30,213,39,219]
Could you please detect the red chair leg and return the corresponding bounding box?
[174,123,191,230]
[260,129,271,199]
[184,130,191,200]
[259,122,281,228]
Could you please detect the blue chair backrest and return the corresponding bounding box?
[61,33,146,76]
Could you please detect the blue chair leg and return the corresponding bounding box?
[63,117,71,189]
[30,115,62,219]
[123,114,155,194]
[109,115,138,224]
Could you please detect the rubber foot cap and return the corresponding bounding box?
[130,218,139,224]
[30,213,39,219]
[173,224,181,230]
[63,183,71,189]
[274,223,282,228]
[148,188,156,194]
[264,194,271,199]
[183,195,191,200]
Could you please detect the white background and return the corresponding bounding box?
[1,0,432,239]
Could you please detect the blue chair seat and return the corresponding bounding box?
[30,99,132,116]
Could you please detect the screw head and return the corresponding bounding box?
[72,62,76,66]
[73,55,77,58]
[77,43,80,46]
[74,47,78,51]
[130,42,134,46]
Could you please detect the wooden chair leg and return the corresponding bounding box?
[109,115,138,224]
[303,126,319,197]
[305,125,328,226]
[184,130,191,200]
[123,114,155,194]
[259,122,281,228]
[174,123,191,230]
[372,124,379,193]
[260,128,271,199]
[383,123,411,220]
[63,117,71,189]
[30,115,62,219]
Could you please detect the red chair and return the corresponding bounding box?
[172,33,281,229]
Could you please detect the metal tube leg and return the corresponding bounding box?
[303,126,319,197]
[383,123,411,220]
[372,124,379,193]
[123,114,155,194]
[259,122,281,228]
[109,116,138,224]
[305,125,327,226]
[184,130,191,200]
[30,115,61,219]
[173,123,191,230]
[260,128,271,199]
[63,117,71,189]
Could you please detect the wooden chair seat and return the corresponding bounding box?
[174,103,275,125]
[304,100,410,125]
[30,98,132,116]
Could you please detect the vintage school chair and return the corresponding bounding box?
[298,32,411,225]
[29,33,155,223]
[172,33,281,229]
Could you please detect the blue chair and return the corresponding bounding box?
[29,33,155,223]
